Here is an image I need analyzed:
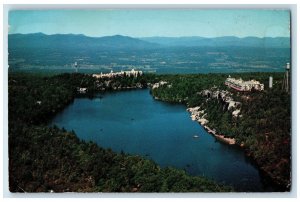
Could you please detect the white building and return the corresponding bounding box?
[92,69,143,79]
[225,76,264,91]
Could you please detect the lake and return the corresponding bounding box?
[50,89,274,192]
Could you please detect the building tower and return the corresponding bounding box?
[269,76,273,89]
[74,61,78,73]
[282,63,290,93]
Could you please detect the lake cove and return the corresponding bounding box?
[51,89,274,192]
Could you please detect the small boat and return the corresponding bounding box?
[193,135,199,138]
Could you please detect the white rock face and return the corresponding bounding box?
[232,109,241,117]
[152,81,168,89]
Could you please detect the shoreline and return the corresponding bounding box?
[86,86,287,190]
[186,106,288,191]
[187,107,236,145]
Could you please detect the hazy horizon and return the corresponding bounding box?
[8,32,290,39]
[9,9,290,38]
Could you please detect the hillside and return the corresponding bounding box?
[9,33,290,50]
[8,33,160,50]
[150,72,291,190]
[140,36,290,48]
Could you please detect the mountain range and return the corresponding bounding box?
[8,33,159,50]
[8,33,290,50]
[140,36,290,48]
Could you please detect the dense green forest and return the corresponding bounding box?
[8,72,232,192]
[151,72,291,190]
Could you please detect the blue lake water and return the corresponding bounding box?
[50,89,273,192]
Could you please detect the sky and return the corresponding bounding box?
[8,9,290,38]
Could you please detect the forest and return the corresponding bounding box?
[8,72,232,192]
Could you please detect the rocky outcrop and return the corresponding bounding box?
[187,106,236,145]
[152,81,168,89]
[187,88,242,145]
[198,88,242,117]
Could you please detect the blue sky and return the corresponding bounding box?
[8,9,290,38]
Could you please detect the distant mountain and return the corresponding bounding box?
[8,33,160,50]
[8,33,291,73]
[140,36,290,48]
[9,33,290,51]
